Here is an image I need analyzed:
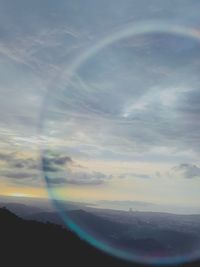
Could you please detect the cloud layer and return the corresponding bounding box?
[0,1,200,205]
[0,151,111,187]
[43,153,111,186]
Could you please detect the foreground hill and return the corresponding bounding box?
[0,207,200,266]
[0,207,148,267]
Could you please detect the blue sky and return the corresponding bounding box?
[0,1,200,210]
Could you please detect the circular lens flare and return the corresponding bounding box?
[41,21,200,265]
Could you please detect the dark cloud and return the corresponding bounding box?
[118,173,151,179]
[0,152,39,170]
[43,153,111,186]
[46,173,107,186]
[51,156,72,165]
[42,155,72,173]
[0,152,15,162]
[0,152,41,186]
[0,152,71,173]
[0,150,111,186]
[172,163,200,179]
[11,159,39,170]
[2,171,36,179]
[46,167,111,186]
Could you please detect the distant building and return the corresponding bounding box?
[129,208,133,213]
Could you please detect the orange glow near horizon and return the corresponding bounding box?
[0,184,48,199]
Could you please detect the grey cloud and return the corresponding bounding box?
[2,171,36,179]
[46,171,108,186]
[0,150,111,186]
[0,152,40,170]
[42,155,72,172]
[172,163,200,179]
[0,152,15,162]
[11,159,39,170]
[118,173,151,179]
[0,167,43,187]
[43,153,111,186]
[50,155,72,165]
[0,151,42,187]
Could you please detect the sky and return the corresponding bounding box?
[0,1,200,211]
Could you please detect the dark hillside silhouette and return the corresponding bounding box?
[0,208,199,267]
